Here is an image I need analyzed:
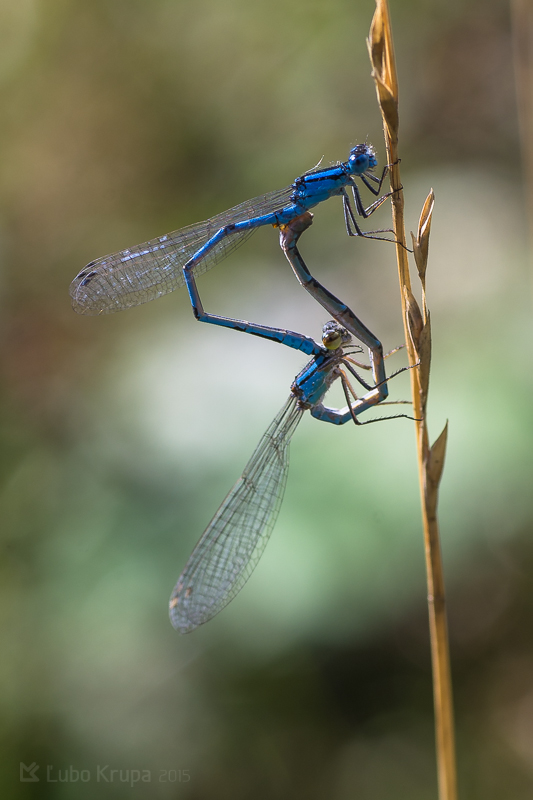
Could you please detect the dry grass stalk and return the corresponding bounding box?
[367,2,457,799]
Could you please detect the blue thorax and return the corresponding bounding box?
[283,143,377,220]
[291,347,344,409]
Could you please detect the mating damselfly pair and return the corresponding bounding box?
[70,144,410,633]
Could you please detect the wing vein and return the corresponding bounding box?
[70,186,294,314]
[169,396,303,633]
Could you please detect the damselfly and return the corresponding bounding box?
[69,147,403,630]
[70,144,391,316]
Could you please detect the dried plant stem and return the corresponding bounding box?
[368,3,457,799]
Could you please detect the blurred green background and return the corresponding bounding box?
[1,0,533,797]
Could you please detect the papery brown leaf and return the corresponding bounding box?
[373,76,399,140]
[410,231,423,285]
[411,190,435,283]
[426,422,448,492]
[403,285,424,351]
[418,313,432,411]
[367,8,385,73]
[367,0,399,140]
[418,190,434,238]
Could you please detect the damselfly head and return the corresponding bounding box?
[348,143,377,174]
[322,320,351,350]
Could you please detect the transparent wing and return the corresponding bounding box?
[169,396,303,633]
[70,185,294,315]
